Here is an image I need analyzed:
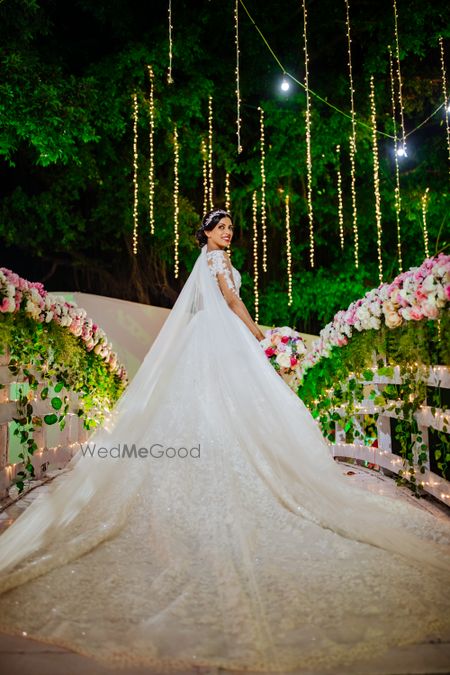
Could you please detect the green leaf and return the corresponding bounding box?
[44,413,58,425]
[51,396,62,410]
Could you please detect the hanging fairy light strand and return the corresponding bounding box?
[173,126,180,278]
[369,76,383,283]
[225,171,231,212]
[285,193,293,306]
[132,93,139,255]
[201,139,208,217]
[208,95,214,210]
[336,145,344,251]
[167,0,174,84]
[392,0,406,156]
[237,0,444,142]
[421,187,430,258]
[344,0,359,269]
[388,45,403,272]
[252,190,259,323]
[302,0,314,268]
[234,0,243,153]
[147,65,155,235]
[258,107,268,272]
[439,37,450,178]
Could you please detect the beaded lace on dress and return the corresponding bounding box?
[206,248,241,297]
[0,244,449,672]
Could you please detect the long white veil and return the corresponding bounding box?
[0,243,450,596]
[1,244,450,671]
[0,247,450,589]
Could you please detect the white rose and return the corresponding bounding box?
[275,352,292,369]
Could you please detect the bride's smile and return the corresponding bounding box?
[205,216,234,251]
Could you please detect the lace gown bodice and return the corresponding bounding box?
[206,248,241,296]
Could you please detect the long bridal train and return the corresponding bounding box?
[0,245,449,672]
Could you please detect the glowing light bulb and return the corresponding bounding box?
[396,145,407,157]
[281,77,290,92]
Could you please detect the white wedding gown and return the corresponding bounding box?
[0,244,450,673]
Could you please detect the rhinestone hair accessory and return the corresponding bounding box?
[201,209,231,230]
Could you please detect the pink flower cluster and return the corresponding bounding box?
[0,267,128,384]
[299,253,450,382]
[260,326,307,390]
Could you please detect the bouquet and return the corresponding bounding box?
[259,326,307,391]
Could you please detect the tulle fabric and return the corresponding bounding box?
[0,244,450,672]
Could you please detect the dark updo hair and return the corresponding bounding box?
[195,208,233,248]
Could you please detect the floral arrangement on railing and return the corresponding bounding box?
[0,267,128,491]
[300,253,450,379]
[297,254,450,496]
[0,268,127,382]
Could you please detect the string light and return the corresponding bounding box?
[234,0,242,153]
[132,93,139,255]
[173,125,180,278]
[370,76,383,283]
[285,193,293,306]
[252,190,259,323]
[258,106,268,272]
[302,0,314,268]
[281,75,290,92]
[225,171,231,212]
[238,0,445,144]
[167,0,174,84]
[336,144,344,251]
[439,37,450,179]
[388,45,403,272]
[421,187,430,258]
[201,138,208,217]
[392,0,407,156]
[344,0,359,269]
[208,95,214,210]
[147,65,155,235]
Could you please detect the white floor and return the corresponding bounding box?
[1,462,449,675]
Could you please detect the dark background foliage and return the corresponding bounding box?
[0,0,449,332]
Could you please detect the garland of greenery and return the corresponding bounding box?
[0,314,127,494]
[298,316,450,492]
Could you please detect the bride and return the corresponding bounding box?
[0,208,450,673]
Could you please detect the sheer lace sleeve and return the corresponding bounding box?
[206,249,239,303]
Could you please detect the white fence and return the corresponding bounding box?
[330,365,450,507]
[0,348,88,499]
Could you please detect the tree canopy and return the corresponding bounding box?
[0,0,449,332]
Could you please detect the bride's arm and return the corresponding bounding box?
[210,253,265,341]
